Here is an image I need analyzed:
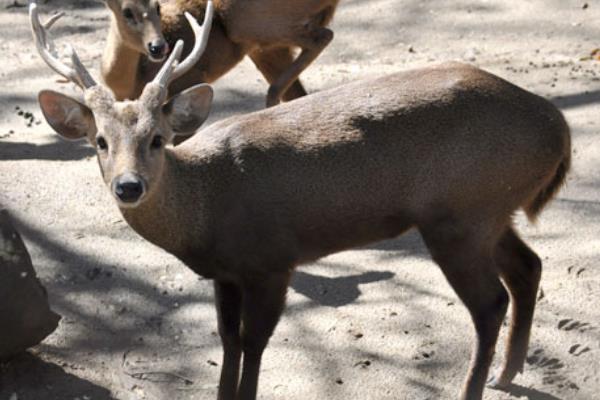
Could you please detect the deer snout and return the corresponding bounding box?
[147,39,169,61]
[112,173,146,206]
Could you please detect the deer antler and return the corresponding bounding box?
[29,2,96,89]
[152,1,214,89]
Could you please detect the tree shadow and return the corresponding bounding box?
[1,0,104,11]
[550,89,600,110]
[0,352,116,400]
[0,137,94,161]
[291,270,395,307]
[492,383,564,400]
[8,210,215,353]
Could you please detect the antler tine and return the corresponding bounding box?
[170,1,214,82]
[43,11,65,29]
[153,40,185,89]
[29,3,96,89]
[67,45,97,88]
[151,0,214,90]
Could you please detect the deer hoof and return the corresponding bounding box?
[486,374,512,390]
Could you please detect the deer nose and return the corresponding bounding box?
[113,173,145,204]
[148,40,168,60]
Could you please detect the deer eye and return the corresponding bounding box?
[150,135,164,149]
[122,8,135,21]
[96,136,108,151]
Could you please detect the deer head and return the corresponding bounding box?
[31,1,215,207]
[103,0,168,61]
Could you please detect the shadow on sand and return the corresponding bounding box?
[492,383,564,400]
[0,352,116,400]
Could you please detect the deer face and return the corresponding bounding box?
[31,1,214,207]
[37,84,213,208]
[104,0,168,61]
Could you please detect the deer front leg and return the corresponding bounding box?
[236,271,291,400]
[215,280,243,400]
[265,27,333,108]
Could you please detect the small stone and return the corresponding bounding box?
[464,48,479,62]
[354,360,371,368]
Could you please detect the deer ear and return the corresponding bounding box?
[162,84,213,136]
[38,90,97,141]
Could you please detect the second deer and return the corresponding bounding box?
[32,3,570,400]
[101,0,339,106]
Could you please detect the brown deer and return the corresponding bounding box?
[100,0,339,106]
[31,3,571,400]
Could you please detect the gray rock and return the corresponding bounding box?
[0,210,60,360]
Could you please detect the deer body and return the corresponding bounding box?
[31,5,570,398]
[102,0,338,105]
[120,63,569,282]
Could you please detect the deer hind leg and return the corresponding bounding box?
[488,227,542,389]
[214,280,243,400]
[249,47,308,102]
[237,271,290,400]
[420,220,509,400]
[265,9,334,107]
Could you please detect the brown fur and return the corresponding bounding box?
[525,151,570,220]
[102,0,339,105]
[40,63,570,400]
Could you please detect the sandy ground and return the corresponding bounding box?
[0,0,599,399]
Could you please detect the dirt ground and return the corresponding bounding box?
[0,0,599,399]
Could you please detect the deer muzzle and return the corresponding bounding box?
[111,172,147,207]
[148,39,169,61]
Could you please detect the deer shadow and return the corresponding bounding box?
[291,270,395,307]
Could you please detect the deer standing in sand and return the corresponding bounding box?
[100,0,339,106]
[31,3,570,399]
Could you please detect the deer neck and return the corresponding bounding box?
[117,151,214,260]
[101,20,143,101]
